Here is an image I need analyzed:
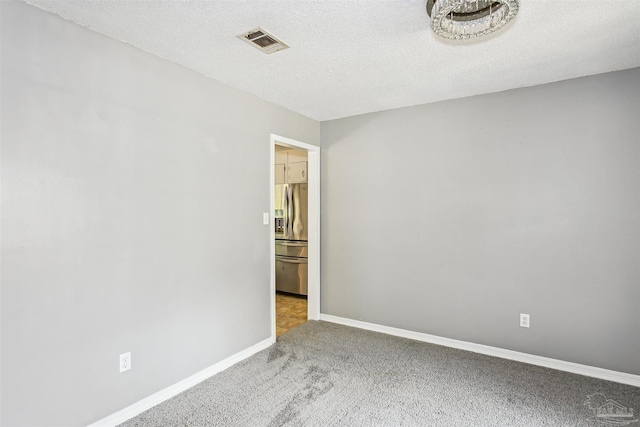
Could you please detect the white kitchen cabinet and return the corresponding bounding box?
[275,150,288,165]
[288,161,308,183]
[274,147,308,184]
[274,183,284,212]
[274,163,286,184]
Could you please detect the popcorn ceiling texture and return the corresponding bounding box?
[25,0,640,121]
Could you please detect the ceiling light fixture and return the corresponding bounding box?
[426,0,519,40]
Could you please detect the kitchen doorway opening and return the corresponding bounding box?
[270,134,320,340]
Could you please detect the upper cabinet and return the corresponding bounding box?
[275,147,308,184]
[275,163,286,184]
[288,161,307,183]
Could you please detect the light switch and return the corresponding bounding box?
[263,213,269,225]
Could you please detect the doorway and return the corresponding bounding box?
[270,134,320,340]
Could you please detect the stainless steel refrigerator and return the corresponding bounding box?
[275,183,308,295]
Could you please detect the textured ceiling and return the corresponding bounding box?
[24,0,640,121]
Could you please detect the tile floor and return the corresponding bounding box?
[276,293,307,337]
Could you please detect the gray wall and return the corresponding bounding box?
[0,1,319,425]
[321,68,640,375]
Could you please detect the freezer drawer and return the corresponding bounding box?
[275,240,308,258]
[275,256,308,296]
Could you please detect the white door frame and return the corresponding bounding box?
[270,134,320,339]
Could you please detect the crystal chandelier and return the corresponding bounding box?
[426,0,519,40]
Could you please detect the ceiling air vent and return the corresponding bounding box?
[238,28,289,54]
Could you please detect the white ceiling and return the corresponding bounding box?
[24,0,640,121]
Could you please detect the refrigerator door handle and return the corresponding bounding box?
[287,185,294,238]
[282,184,289,239]
[275,255,308,264]
[277,241,307,247]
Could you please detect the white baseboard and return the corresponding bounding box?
[319,314,640,387]
[87,336,275,427]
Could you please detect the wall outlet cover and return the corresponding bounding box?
[120,352,131,373]
[520,313,530,328]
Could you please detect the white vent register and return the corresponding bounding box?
[238,28,289,54]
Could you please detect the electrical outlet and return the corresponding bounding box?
[119,352,131,373]
[520,313,530,328]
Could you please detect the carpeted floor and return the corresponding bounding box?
[120,321,639,426]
